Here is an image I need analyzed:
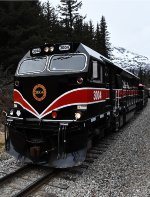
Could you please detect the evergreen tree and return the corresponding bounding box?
[80,22,88,44]
[58,0,83,40]
[81,21,94,47]
[0,0,115,76]
[94,23,101,52]
[0,1,47,73]
[42,1,61,42]
[73,17,84,42]
[88,20,95,48]
[98,16,112,58]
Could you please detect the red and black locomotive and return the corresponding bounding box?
[5,43,148,168]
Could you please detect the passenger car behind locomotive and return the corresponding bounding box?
[5,43,148,168]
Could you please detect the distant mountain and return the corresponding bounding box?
[112,47,150,73]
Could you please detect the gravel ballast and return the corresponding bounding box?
[0,101,150,197]
[49,102,150,197]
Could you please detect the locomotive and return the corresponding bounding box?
[5,43,148,168]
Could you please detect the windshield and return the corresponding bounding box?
[49,54,86,71]
[18,57,46,74]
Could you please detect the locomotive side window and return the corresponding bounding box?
[92,61,98,79]
[99,64,103,82]
[49,54,86,71]
[91,61,103,83]
[18,57,46,75]
[123,80,129,89]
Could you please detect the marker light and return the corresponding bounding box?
[14,104,18,108]
[44,47,49,53]
[16,110,21,117]
[15,81,19,87]
[139,83,144,87]
[52,111,57,119]
[75,112,82,120]
[77,77,83,85]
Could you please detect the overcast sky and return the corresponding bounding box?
[41,0,150,59]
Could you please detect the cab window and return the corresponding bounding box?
[18,57,46,75]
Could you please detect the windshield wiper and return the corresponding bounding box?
[53,56,72,61]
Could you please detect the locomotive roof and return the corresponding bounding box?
[27,42,139,79]
[80,43,139,80]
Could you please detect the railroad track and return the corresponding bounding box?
[0,131,120,197]
[0,164,58,197]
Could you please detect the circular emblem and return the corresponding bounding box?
[32,84,46,102]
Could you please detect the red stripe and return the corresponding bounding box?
[14,88,110,118]
[116,89,139,97]
[42,89,110,117]
[14,90,38,116]
[13,88,140,119]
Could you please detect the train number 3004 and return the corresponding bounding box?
[93,90,102,100]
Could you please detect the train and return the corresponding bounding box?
[5,42,148,168]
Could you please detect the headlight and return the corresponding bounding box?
[10,109,14,116]
[49,46,54,52]
[44,46,54,53]
[75,112,82,120]
[44,47,49,53]
[16,110,21,117]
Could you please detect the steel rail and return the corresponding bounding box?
[13,169,59,197]
[0,164,31,184]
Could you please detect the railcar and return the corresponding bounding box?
[5,43,148,168]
